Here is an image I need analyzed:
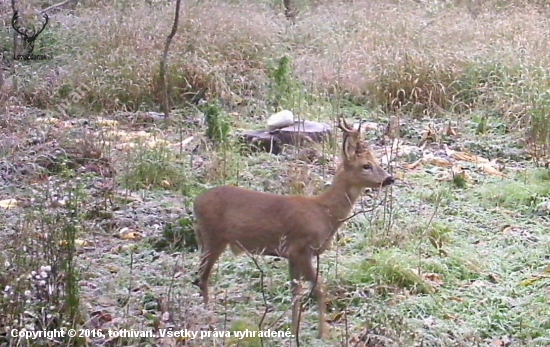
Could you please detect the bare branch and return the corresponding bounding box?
[159,0,182,118]
[40,0,78,14]
[237,242,269,347]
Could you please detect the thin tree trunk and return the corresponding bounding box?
[159,0,182,118]
[283,0,296,24]
[11,0,18,60]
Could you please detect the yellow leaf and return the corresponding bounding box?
[0,199,18,209]
[405,158,424,169]
[36,117,60,124]
[480,164,506,177]
[116,142,136,151]
[75,239,88,246]
[444,145,489,163]
[59,239,89,247]
[328,311,344,323]
[147,139,171,148]
[96,117,119,127]
[121,232,142,240]
[520,276,546,287]
[337,236,352,246]
[427,157,453,167]
[423,273,444,287]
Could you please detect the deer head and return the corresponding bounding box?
[336,115,394,189]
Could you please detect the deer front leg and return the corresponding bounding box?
[301,256,326,339]
[300,254,327,339]
[288,258,302,337]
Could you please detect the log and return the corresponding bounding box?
[240,120,333,155]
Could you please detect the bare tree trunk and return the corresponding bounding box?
[159,0,182,119]
[11,0,18,60]
[283,0,296,24]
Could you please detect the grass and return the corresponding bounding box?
[1,0,550,346]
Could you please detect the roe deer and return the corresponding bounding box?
[192,116,395,339]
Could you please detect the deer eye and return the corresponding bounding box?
[362,163,372,170]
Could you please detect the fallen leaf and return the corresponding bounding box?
[59,239,89,247]
[468,280,486,288]
[120,231,142,240]
[36,117,60,125]
[427,156,453,167]
[520,275,549,287]
[423,273,444,287]
[491,337,512,347]
[0,199,18,209]
[147,139,171,148]
[91,310,113,323]
[406,156,453,170]
[480,163,506,177]
[435,165,472,183]
[454,152,488,163]
[405,158,425,169]
[444,145,489,163]
[76,239,89,246]
[116,142,136,151]
[327,311,344,323]
[443,314,459,320]
[501,225,519,234]
[487,274,501,283]
[96,117,119,127]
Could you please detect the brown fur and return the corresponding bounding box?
[192,116,395,339]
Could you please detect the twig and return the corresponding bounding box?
[40,0,77,14]
[124,251,134,317]
[166,252,181,308]
[338,201,383,224]
[159,0,182,118]
[237,242,269,347]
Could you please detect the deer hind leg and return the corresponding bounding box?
[196,241,226,305]
[300,254,327,339]
[289,258,303,337]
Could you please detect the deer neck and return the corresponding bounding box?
[315,171,362,229]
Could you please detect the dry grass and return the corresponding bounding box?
[2,0,550,122]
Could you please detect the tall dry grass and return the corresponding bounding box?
[2,0,550,135]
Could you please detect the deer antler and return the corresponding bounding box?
[336,115,354,134]
[11,11,49,54]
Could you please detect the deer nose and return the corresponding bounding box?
[382,176,395,186]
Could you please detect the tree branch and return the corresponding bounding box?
[40,0,78,14]
[159,0,182,118]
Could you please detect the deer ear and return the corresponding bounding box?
[341,133,358,161]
